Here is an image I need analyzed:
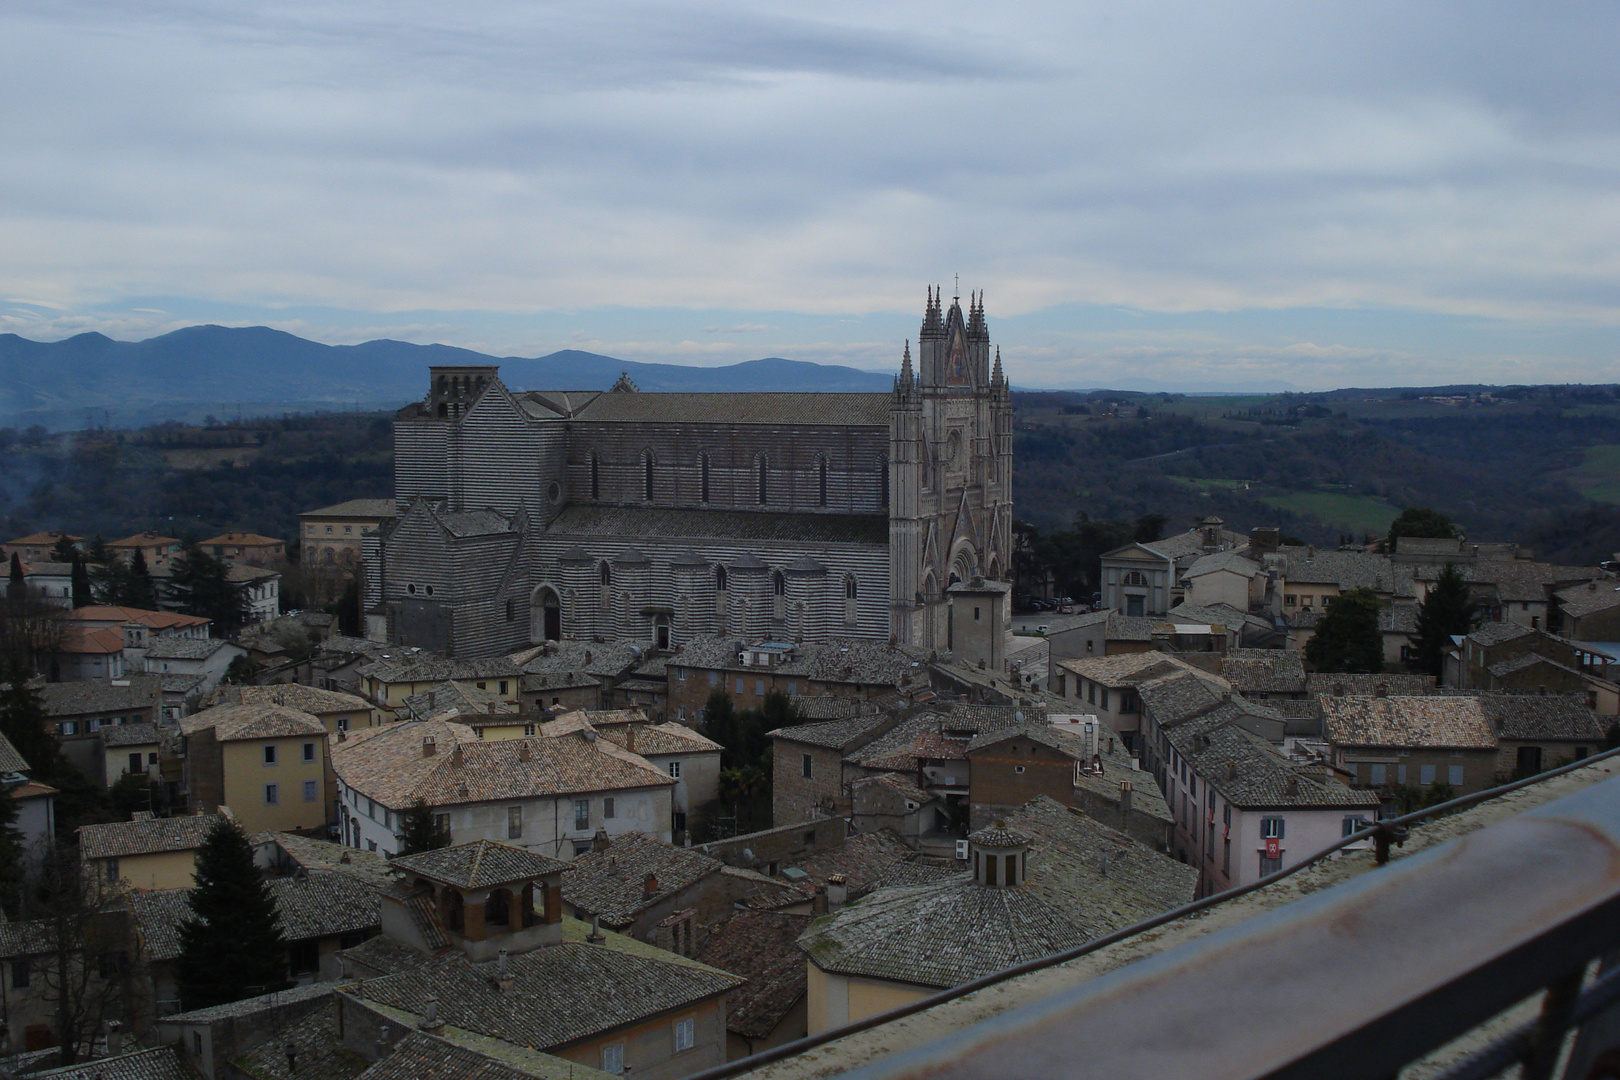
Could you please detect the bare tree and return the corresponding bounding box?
[0,588,66,678]
[17,850,135,1064]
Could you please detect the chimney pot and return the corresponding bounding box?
[827,873,848,910]
[626,725,637,753]
[812,885,828,915]
[518,743,531,763]
[450,746,464,768]
[422,736,436,756]
[643,872,659,899]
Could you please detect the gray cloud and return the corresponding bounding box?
[2,1,1619,387]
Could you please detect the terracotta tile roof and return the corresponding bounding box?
[1466,621,1538,647]
[57,627,125,655]
[339,932,429,977]
[301,498,398,519]
[1472,694,1606,741]
[200,532,283,547]
[257,831,395,889]
[78,812,225,860]
[0,730,29,774]
[26,1046,192,1080]
[358,656,523,684]
[100,722,163,748]
[392,840,570,890]
[134,873,380,962]
[509,640,644,679]
[1056,651,1201,688]
[593,720,722,757]
[694,910,813,1040]
[348,921,744,1051]
[144,636,232,660]
[1557,581,1620,619]
[1273,546,1413,595]
[230,999,367,1080]
[40,679,165,719]
[1307,673,1437,698]
[1219,649,1307,695]
[158,981,336,1023]
[205,683,372,716]
[180,702,326,741]
[851,771,934,807]
[562,832,722,927]
[768,714,892,751]
[1169,720,1379,810]
[67,605,209,629]
[572,390,890,426]
[1184,550,1261,580]
[798,797,1195,988]
[1321,695,1498,750]
[403,681,516,719]
[357,1031,595,1080]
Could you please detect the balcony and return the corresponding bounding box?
[704,752,1620,1080]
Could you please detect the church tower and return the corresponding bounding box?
[890,286,1014,649]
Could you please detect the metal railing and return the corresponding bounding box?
[689,748,1620,1080]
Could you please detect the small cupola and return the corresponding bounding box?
[968,823,1033,888]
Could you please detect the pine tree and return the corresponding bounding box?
[6,554,23,603]
[87,536,127,606]
[1305,588,1385,673]
[397,799,451,855]
[701,690,739,766]
[0,666,66,777]
[48,536,77,562]
[125,548,158,611]
[170,543,251,636]
[1414,563,1475,680]
[175,819,289,1009]
[69,554,92,610]
[0,787,25,918]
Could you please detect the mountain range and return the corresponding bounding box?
[0,325,897,429]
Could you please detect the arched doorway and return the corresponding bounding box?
[532,586,561,643]
[653,613,671,650]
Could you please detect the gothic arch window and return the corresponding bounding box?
[699,453,711,504]
[843,575,859,625]
[599,562,612,586]
[715,565,728,618]
[715,566,727,592]
[642,449,655,501]
[773,571,786,620]
[757,454,769,505]
[879,455,889,509]
[845,576,858,600]
[817,455,829,508]
[1123,570,1148,587]
[589,453,600,500]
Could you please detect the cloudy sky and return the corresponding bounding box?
[3,1,1618,391]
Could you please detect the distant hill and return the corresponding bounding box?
[0,325,896,429]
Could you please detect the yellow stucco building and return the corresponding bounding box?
[180,702,330,835]
[77,811,228,891]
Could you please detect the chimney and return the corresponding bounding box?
[643,872,659,900]
[422,736,436,757]
[450,746,464,768]
[419,995,443,1031]
[518,743,531,763]
[285,1040,298,1073]
[1286,776,1300,795]
[811,885,829,915]
[626,725,637,754]
[593,828,612,852]
[105,1021,123,1056]
[1227,760,1237,781]
[493,948,513,993]
[337,729,347,743]
[587,914,605,943]
[827,873,848,910]
[1118,780,1133,820]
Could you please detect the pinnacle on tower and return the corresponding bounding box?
[991,345,1003,387]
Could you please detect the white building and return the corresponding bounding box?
[1163,715,1380,897]
[331,714,675,860]
[141,637,245,694]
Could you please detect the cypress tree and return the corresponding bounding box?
[6,554,23,602]
[125,548,158,611]
[0,787,24,918]
[0,667,66,777]
[175,819,289,1009]
[69,554,92,610]
[397,799,451,855]
[1413,563,1475,680]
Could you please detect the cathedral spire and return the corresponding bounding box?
[991,345,1003,387]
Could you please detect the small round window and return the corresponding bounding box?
[548,481,562,503]
[425,585,435,596]
[407,584,417,595]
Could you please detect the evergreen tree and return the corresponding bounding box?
[6,554,23,603]
[170,543,251,636]
[48,536,77,562]
[69,554,92,610]
[0,787,25,918]
[397,799,451,855]
[1381,507,1460,552]
[0,665,65,777]
[1305,588,1385,673]
[1413,563,1475,680]
[87,536,127,606]
[125,547,158,610]
[701,691,740,767]
[175,819,289,1009]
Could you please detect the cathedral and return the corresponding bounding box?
[366,288,1013,657]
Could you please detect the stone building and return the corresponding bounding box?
[369,289,1014,656]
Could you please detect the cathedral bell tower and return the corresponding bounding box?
[890,286,1014,651]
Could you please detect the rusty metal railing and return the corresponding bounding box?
[688,747,1620,1080]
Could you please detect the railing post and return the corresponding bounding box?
[1523,969,1586,1080]
[1374,821,1408,866]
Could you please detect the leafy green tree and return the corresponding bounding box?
[69,554,92,610]
[223,655,260,685]
[1386,507,1460,547]
[170,543,251,636]
[125,548,158,610]
[1413,563,1475,680]
[397,799,451,856]
[1305,588,1384,673]
[176,819,289,1009]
